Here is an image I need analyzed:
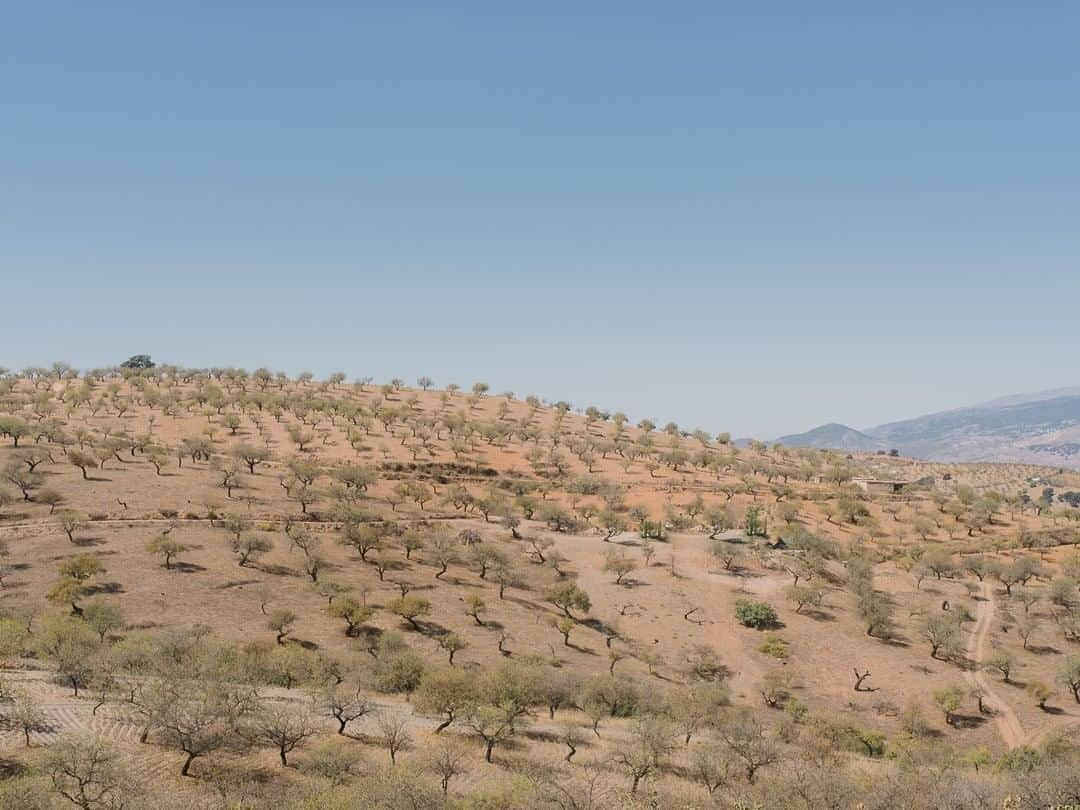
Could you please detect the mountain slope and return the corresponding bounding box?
[773,388,1080,467]
[865,391,1080,466]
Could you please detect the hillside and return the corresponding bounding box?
[0,363,1078,809]
[868,390,1080,466]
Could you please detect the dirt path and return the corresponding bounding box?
[964,581,1025,747]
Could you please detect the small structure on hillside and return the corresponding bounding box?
[851,477,911,494]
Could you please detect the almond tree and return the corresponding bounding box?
[232,535,273,567]
[987,651,1015,684]
[551,616,575,646]
[230,442,271,474]
[267,609,296,645]
[48,555,106,614]
[546,582,591,619]
[415,667,477,733]
[55,510,84,543]
[10,693,50,746]
[157,683,249,777]
[83,600,124,642]
[491,560,523,599]
[327,597,373,636]
[342,523,382,562]
[43,736,131,806]
[716,710,778,784]
[388,596,431,631]
[425,534,459,579]
[438,633,467,665]
[921,615,963,661]
[376,711,412,765]
[67,450,97,480]
[0,416,31,448]
[4,464,43,500]
[603,551,635,584]
[400,531,425,560]
[613,718,675,793]
[690,743,738,794]
[932,685,965,726]
[302,553,324,583]
[463,703,518,763]
[147,534,188,569]
[427,738,469,795]
[786,584,826,614]
[468,543,506,579]
[34,615,98,696]
[317,686,372,735]
[1059,655,1080,703]
[255,703,316,766]
[465,594,487,626]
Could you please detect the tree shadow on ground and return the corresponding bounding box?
[260,564,299,577]
[72,536,107,547]
[1027,644,1060,656]
[214,578,262,590]
[85,582,125,596]
[0,759,26,779]
[565,642,598,655]
[881,636,911,648]
[171,561,207,574]
[401,619,446,637]
[581,617,617,636]
[950,714,987,729]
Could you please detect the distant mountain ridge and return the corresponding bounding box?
[773,423,884,452]
[773,388,1080,468]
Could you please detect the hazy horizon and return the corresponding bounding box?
[3,354,1076,443]
[3,5,1078,437]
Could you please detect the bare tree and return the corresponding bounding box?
[317,686,372,735]
[254,702,316,766]
[376,711,413,765]
[716,710,778,783]
[853,668,873,691]
[426,738,469,795]
[10,693,51,746]
[43,735,133,808]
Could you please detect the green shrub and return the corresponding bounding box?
[758,631,789,658]
[735,599,778,629]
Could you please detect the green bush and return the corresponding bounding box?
[735,599,778,629]
[758,631,789,658]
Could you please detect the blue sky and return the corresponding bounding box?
[2,3,1078,437]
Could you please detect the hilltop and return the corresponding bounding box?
[772,423,883,453]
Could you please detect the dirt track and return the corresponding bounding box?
[964,581,1024,747]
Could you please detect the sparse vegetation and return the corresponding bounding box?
[0,364,1076,808]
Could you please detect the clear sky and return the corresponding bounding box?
[2,3,1078,438]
